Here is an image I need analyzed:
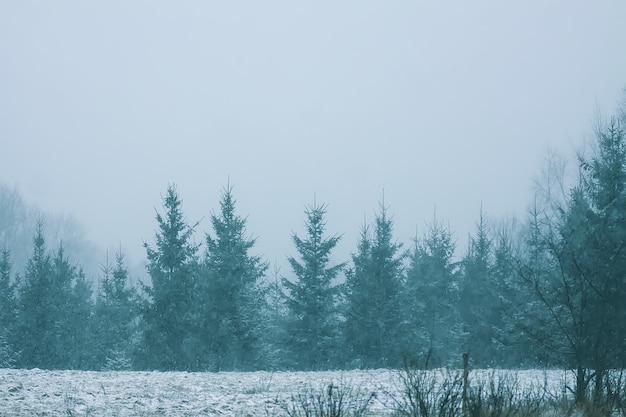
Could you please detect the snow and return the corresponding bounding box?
[0,368,569,416]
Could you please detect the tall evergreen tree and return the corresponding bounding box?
[344,203,405,368]
[259,262,290,370]
[0,249,15,333]
[488,223,533,367]
[199,186,268,371]
[92,250,141,370]
[518,109,626,405]
[139,185,200,370]
[15,222,93,369]
[50,244,93,369]
[404,215,459,366]
[15,221,53,368]
[283,202,346,369]
[458,207,498,366]
[0,249,17,367]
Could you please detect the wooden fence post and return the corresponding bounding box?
[462,352,469,416]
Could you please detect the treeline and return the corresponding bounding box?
[1,96,626,397]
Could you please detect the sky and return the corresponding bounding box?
[1,1,626,276]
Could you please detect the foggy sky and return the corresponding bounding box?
[2,1,626,275]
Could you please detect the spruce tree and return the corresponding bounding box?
[404,215,458,366]
[458,207,497,366]
[50,244,93,369]
[15,222,93,369]
[0,249,17,367]
[488,224,532,367]
[199,186,268,370]
[283,202,346,369]
[260,262,289,369]
[344,203,405,368]
[93,250,140,370]
[344,222,373,367]
[0,249,15,335]
[15,221,53,368]
[518,106,626,405]
[139,185,200,370]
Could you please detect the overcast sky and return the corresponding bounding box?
[2,1,626,274]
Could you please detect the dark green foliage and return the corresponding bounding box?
[0,249,15,333]
[404,215,459,367]
[283,202,346,369]
[3,92,626,373]
[461,212,493,361]
[488,224,535,367]
[198,186,268,370]
[138,185,200,370]
[458,208,502,366]
[15,222,93,369]
[259,264,290,369]
[14,222,52,368]
[516,108,626,406]
[344,203,405,368]
[0,249,18,367]
[92,250,141,370]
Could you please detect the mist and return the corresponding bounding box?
[2,1,625,273]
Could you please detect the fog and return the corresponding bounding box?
[2,1,625,274]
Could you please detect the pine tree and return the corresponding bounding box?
[569,116,626,399]
[199,186,268,370]
[0,249,17,367]
[15,221,53,368]
[458,207,497,366]
[93,250,141,370]
[344,222,373,368]
[0,249,15,334]
[283,202,346,369]
[258,262,289,370]
[139,185,200,370]
[488,223,532,367]
[404,215,458,366]
[518,106,626,405]
[344,203,405,368]
[50,244,93,369]
[15,222,93,369]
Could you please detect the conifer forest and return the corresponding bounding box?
[0,92,626,416]
[1,94,625,397]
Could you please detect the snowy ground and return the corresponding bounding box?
[0,368,570,416]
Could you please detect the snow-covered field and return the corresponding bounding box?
[0,368,570,416]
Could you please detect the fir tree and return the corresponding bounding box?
[458,207,497,366]
[488,223,532,367]
[0,249,17,367]
[199,186,268,370]
[283,201,346,369]
[344,203,405,368]
[15,221,53,368]
[0,249,15,333]
[93,250,141,370]
[258,262,290,370]
[139,185,200,370]
[404,214,458,366]
[518,108,626,405]
[50,244,93,369]
[15,222,93,369]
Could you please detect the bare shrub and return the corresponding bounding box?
[389,361,585,417]
[389,360,462,417]
[273,381,376,417]
[466,371,547,417]
[606,370,626,415]
[576,370,626,417]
